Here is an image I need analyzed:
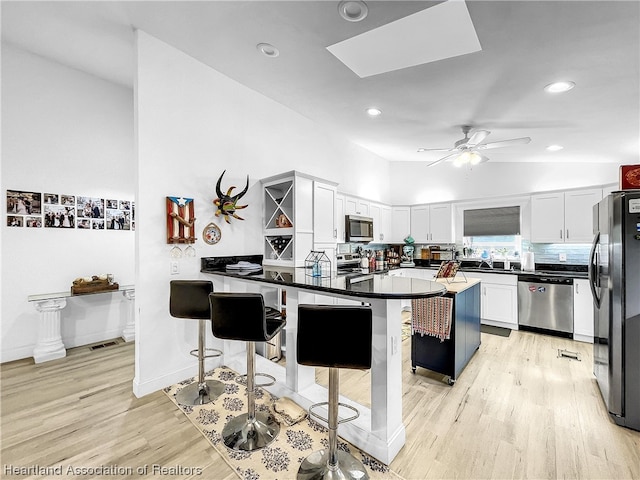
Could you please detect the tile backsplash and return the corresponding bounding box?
[523,241,591,265]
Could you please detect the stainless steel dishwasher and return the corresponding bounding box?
[517,274,574,336]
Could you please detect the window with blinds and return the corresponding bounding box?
[463,206,521,236]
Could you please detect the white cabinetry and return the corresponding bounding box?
[573,278,594,343]
[313,181,338,244]
[370,202,392,243]
[313,180,338,268]
[335,194,346,242]
[410,203,454,243]
[389,206,411,243]
[531,188,602,243]
[345,196,370,216]
[262,171,333,268]
[470,272,518,329]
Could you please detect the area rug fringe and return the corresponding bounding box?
[163,366,405,480]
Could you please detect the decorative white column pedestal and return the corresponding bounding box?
[32,299,67,363]
[121,289,136,342]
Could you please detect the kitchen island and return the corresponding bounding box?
[201,257,446,464]
[411,278,481,384]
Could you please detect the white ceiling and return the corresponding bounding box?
[2,0,639,166]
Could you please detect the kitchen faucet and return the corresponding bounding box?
[478,258,493,269]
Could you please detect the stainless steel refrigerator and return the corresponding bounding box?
[589,190,640,431]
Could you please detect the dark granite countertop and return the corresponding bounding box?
[201,258,447,300]
[410,259,588,279]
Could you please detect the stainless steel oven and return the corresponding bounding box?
[345,215,373,243]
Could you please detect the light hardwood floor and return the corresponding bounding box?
[2,331,639,480]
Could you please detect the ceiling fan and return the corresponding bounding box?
[418,126,531,167]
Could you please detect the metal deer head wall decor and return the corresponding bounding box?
[213,170,249,223]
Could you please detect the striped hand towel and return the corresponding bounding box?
[411,296,453,342]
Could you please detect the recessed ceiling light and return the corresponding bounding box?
[544,81,575,93]
[366,107,382,117]
[546,145,564,151]
[338,1,369,22]
[256,43,279,57]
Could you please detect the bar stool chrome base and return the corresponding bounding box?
[222,411,280,451]
[176,380,225,406]
[297,449,370,480]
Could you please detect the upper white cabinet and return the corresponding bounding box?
[389,206,411,243]
[370,202,392,243]
[313,181,337,244]
[345,196,370,216]
[530,188,602,243]
[410,203,454,243]
[335,194,346,242]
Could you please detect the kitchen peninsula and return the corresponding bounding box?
[201,257,447,464]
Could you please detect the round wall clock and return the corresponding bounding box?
[203,222,222,245]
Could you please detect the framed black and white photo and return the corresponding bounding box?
[61,195,75,206]
[6,190,42,215]
[77,196,104,219]
[26,216,42,228]
[106,208,130,230]
[44,193,59,204]
[7,215,23,227]
[44,205,75,228]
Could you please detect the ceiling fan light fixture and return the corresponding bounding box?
[544,81,575,93]
[338,1,369,22]
[453,150,485,167]
[469,152,483,165]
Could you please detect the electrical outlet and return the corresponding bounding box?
[559,253,567,262]
[170,261,179,275]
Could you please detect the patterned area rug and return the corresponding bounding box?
[164,366,404,480]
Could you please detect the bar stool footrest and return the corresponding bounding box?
[308,401,360,425]
[235,372,277,388]
[189,347,223,359]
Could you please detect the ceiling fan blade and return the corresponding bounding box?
[477,137,531,150]
[467,130,490,146]
[417,147,454,152]
[426,151,459,167]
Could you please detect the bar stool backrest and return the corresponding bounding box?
[210,292,276,342]
[297,305,372,370]
[169,280,214,319]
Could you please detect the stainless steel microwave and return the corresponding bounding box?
[345,215,374,243]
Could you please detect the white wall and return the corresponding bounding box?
[1,44,135,362]
[133,31,392,396]
[388,160,619,205]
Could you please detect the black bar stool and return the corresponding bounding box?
[169,280,225,406]
[296,304,372,480]
[209,292,286,451]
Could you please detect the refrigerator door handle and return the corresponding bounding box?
[588,231,601,309]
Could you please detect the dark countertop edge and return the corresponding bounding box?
[405,265,588,279]
[201,269,447,300]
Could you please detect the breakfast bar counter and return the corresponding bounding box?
[201,258,446,464]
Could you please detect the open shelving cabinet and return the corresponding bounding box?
[261,171,314,268]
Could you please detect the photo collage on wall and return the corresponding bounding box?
[6,190,135,231]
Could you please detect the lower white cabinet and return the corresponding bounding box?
[468,272,518,329]
[573,278,594,343]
